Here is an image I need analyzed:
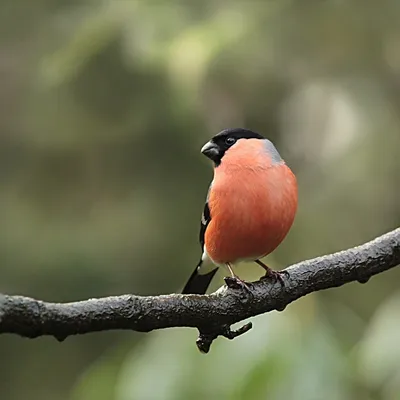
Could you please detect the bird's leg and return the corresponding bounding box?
[224,262,251,292]
[255,259,288,286]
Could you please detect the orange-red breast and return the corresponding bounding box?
[182,128,298,294]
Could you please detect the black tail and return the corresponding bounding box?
[182,264,218,294]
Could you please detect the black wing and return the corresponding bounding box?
[181,186,217,294]
[199,201,211,252]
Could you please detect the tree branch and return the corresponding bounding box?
[1,228,399,353]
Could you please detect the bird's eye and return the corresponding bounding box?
[225,137,236,146]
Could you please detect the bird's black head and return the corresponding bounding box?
[201,128,265,166]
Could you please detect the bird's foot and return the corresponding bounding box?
[224,276,254,303]
[224,276,252,291]
[255,259,289,286]
[224,262,253,301]
[260,268,289,286]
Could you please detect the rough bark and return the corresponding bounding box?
[1,228,399,353]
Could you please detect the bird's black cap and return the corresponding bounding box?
[201,128,264,166]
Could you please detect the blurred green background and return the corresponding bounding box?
[1,1,400,399]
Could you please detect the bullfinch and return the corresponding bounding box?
[182,128,298,294]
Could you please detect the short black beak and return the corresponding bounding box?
[201,141,220,162]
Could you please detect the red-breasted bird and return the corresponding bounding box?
[182,128,298,294]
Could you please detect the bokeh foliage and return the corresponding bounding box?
[0,1,399,399]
